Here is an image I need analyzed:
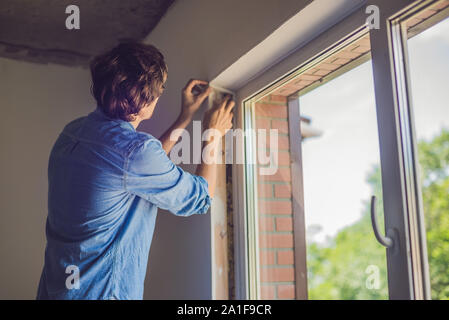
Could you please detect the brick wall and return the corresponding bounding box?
[406,0,449,29]
[255,94,296,300]
[251,29,371,302]
[250,27,374,301]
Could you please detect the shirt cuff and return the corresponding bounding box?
[197,175,212,214]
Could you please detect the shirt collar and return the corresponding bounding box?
[93,107,136,132]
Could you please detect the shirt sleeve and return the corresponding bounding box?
[124,137,211,216]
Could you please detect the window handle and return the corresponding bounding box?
[371,196,394,248]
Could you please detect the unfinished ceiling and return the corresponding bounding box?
[0,0,175,67]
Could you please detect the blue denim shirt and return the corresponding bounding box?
[36,108,211,300]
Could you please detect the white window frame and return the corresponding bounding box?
[231,0,441,300]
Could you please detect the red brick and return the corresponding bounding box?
[293,79,313,87]
[293,83,308,91]
[317,63,340,71]
[260,267,295,282]
[265,135,290,150]
[278,284,295,299]
[336,50,361,60]
[277,250,294,265]
[276,86,297,97]
[298,73,321,81]
[312,69,330,76]
[259,250,275,265]
[258,167,291,182]
[255,103,287,118]
[259,234,294,249]
[256,118,271,129]
[346,43,360,52]
[351,45,370,54]
[415,8,436,20]
[276,217,293,232]
[269,95,288,103]
[332,58,351,65]
[259,217,274,232]
[258,201,292,215]
[407,17,422,28]
[260,285,276,299]
[271,119,289,134]
[259,95,271,103]
[357,37,371,47]
[277,152,291,166]
[270,87,285,97]
[274,184,291,198]
[432,0,449,11]
[258,184,273,198]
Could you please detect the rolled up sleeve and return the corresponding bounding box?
[125,137,211,216]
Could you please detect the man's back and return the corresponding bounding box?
[37,108,211,300]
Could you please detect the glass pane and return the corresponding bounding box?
[407,13,449,300]
[300,61,388,299]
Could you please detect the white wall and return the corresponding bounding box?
[141,0,313,299]
[0,57,95,299]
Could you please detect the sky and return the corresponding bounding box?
[300,16,449,244]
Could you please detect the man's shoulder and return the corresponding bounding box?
[62,116,87,133]
[59,111,163,158]
[128,131,166,163]
[133,131,162,149]
[60,115,130,156]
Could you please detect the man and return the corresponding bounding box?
[36,42,234,300]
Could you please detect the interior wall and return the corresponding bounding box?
[141,0,314,299]
[0,57,95,299]
[0,0,314,300]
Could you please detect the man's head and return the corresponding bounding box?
[90,41,167,122]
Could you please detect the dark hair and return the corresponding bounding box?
[90,41,167,121]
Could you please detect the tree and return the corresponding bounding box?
[307,129,449,300]
[307,165,388,299]
[418,129,449,299]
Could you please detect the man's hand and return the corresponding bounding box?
[195,95,234,198]
[203,94,235,137]
[159,79,213,154]
[181,79,212,118]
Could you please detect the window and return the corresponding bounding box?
[243,29,391,300]
[236,0,449,300]
[300,60,388,300]
[402,1,449,299]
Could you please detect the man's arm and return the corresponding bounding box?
[195,96,235,198]
[159,79,212,154]
[159,112,194,154]
[159,78,234,198]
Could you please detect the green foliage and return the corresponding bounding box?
[307,165,388,299]
[418,129,449,300]
[307,129,449,300]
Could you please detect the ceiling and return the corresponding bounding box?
[0,0,175,67]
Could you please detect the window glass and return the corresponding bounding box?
[300,61,389,299]
[407,13,449,300]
